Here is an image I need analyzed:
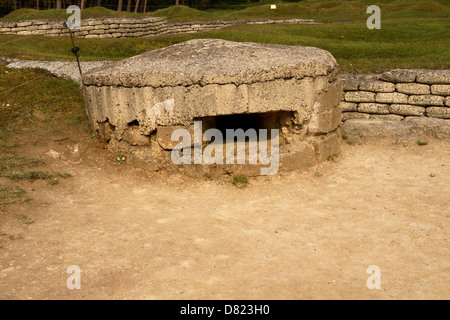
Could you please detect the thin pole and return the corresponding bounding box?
[63,22,83,78]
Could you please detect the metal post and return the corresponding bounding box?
[63,22,82,78]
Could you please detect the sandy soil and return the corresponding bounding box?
[0,137,449,300]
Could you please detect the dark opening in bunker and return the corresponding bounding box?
[196,111,293,143]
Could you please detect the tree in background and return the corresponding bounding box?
[0,0,261,16]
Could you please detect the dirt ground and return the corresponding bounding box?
[0,136,449,300]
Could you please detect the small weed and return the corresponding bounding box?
[314,171,322,177]
[417,140,428,146]
[48,179,59,185]
[115,154,126,164]
[90,133,97,140]
[327,153,338,161]
[18,214,34,225]
[52,137,69,142]
[346,140,356,146]
[8,234,23,240]
[56,172,72,178]
[232,174,248,188]
[342,133,348,140]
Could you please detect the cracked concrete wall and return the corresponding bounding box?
[82,39,342,176]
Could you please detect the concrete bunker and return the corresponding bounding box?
[82,39,343,176]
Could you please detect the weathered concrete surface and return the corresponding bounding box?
[5,58,113,83]
[342,117,450,140]
[83,39,337,87]
[82,39,342,175]
[380,69,450,84]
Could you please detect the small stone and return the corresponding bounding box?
[430,173,435,177]
[46,150,61,159]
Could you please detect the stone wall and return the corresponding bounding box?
[0,17,166,38]
[163,18,314,35]
[340,69,450,121]
[0,17,314,38]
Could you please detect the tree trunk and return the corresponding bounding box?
[80,0,85,10]
[134,0,140,13]
[117,0,123,11]
[143,0,148,13]
[126,0,132,12]
[36,0,40,10]
[97,0,101,6]
[175,0,179,5]
[56,0,62,9]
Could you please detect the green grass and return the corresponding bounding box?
[18,214,34,225]
[0,17,448,73]
[327,153,338,161]
[0,184,30,206]
[417,140,429,146]
[0,1,448,72]
[0,66,80,210]
[0,139,19,148]
[48,179,59,185]
[0,154,71,183]
[0,64,88,146]
[0,155,44,170]
[0,170,71,181]
[232,174,248,187]
[1,1,449,22]
[0,6,147,21]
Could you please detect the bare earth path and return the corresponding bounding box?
[0,139,449,299]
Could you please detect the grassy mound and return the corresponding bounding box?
[1,1,447,23]
[0,6,145,21]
